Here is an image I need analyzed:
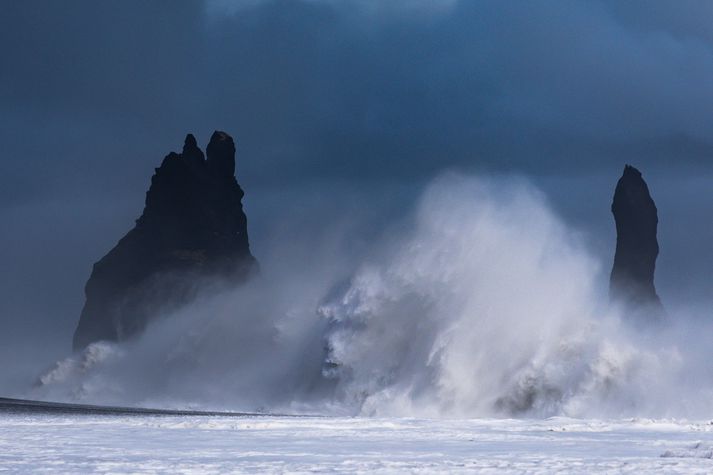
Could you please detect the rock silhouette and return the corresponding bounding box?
[73,131,257,350]
[609,165,664,317]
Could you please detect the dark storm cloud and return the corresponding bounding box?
[195,0,713,178]
[3,0,713,201]
[1,0,713,375]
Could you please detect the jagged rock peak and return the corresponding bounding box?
[73,131,256,350]
[609,164,664,318]
[206,130,236,176]
[620,164,646,190]
[181,133,204,166]
[184,133,198,149]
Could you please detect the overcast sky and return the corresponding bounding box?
[1,0,713,369]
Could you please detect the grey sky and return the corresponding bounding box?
[1,0,712,378]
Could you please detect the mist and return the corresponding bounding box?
[18,174,713,419]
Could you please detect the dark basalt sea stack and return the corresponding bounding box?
[73,131,257,350]
[609,165,664,317]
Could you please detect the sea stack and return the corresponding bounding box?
[73,131,257,350]
[609,165,664,317]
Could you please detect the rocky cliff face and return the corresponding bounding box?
[609,165,664,316]
[73,131,257,350]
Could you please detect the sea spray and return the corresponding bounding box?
[34,173,713,418]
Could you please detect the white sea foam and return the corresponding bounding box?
[3,414,713,473]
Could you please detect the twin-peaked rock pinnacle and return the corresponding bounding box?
[72,131,257,350]
[609,165,664,317]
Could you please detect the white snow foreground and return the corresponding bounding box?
[2,415,713,473]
